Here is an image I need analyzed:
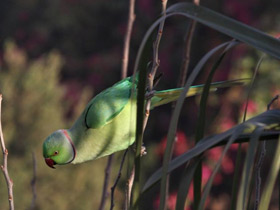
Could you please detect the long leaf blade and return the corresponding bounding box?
[175,159,200,210]
[236,126,264,210]
[193,40,239,209]
[230,54,265,210]
[196,40,239,208]
[143,110,280,192]
[198,127,245,210]
[259,135,280,210]
[166,3,280,59]
[158,41,231,210]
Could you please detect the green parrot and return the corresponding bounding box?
[43,75,248,168]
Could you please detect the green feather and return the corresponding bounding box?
[85,77,135,129]
[151,78,249,109]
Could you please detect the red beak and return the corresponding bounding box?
[45,158,56,169]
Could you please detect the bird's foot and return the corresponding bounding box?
[140,145,147,156]
[132,145,147,156]
[145,91,155,100]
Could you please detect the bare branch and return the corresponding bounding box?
[267,94,279,110]
[177,0,200,88]
[0,94,15,210]
[120,0,137,209]
[143,0,167,130]
[177,21,196,87]
[110,149,128,210]
[254,141,266,210]
[125,165,135,210]
[121,0,136,79]
[30,152,37,210]
[254,94,279,210]
[176,1,200,208]
[98,154,114,210]
[99,0,135,207]
[140,1,168,209]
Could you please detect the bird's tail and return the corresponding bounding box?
[150,78,250,109]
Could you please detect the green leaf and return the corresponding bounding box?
[166,3,280,59]
[133,3,280,78]
[131,23,153,210]
[198,127,245,210]
[236,126,264,210]
[158,41,232,210]
[193,40,239,209]
[175,159,200,210]
[230,54,265,210]
[133,0,280,204]
[259,135,280,210]
[142,110,280,192]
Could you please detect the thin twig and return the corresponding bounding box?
[242,55,264,122]
[110,149,128,210]
[121,0,136,79]
[0,94,14,210]
[99,0,135,208]
[254,95,278,210]
[172,0,200,209]
[125,165,135,210]
[231,54,264,210]
[177,1,200,208]
[267,95,279,111]
[128,0,167,208]
[177,0,199,88]
[142,0,167,130]
[30,152,37,210]
[177,21,196,88]
[121,0,136,207]
[254,141,266,210]
[122,0,136,207]
[99,154,114,210]
[140,1,168,209]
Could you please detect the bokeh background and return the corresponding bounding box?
[1,0,280,209]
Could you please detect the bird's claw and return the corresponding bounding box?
[132,145,147,156]
[145,91,155,100]
[140,145,147,156]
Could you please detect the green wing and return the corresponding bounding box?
[85,77,135,129]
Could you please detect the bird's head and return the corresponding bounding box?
[43,129,76,169]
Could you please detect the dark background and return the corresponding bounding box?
[0,0,280,209]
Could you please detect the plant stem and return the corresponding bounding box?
[177,19,196,88]
[125,165,135,210]
[30,152,37,210]
[99,0,135,208]
[110,150,128,210]
[99,154,114,210]
[175,0,200,208]
[131,0,168,209]
[143,0,167,130]
[121,0,136,79]
[0,94,14,210]
[132,61,147,209]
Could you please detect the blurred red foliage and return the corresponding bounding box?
[156,131,191,158]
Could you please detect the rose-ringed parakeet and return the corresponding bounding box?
[43,75,247,168]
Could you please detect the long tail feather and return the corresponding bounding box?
[150,78,250,109]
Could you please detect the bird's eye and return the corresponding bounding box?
[54,151,59,155]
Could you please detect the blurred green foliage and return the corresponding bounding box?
[230,52,280,118]
[0,41,128,210]
[0,40,66,155]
